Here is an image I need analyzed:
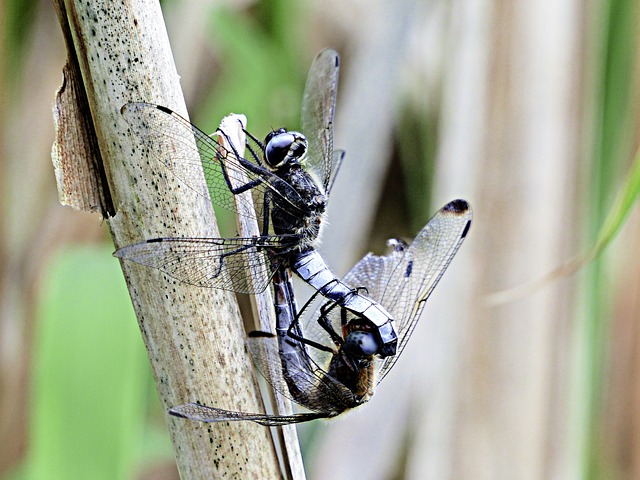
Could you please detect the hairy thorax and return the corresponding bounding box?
[328,351,375,405]
[272,165,327,250]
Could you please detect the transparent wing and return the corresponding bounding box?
[301,49,340,192]
[169,296,358,426]
[169,402,331,426]
[326,150,345,196]
[114,236,291,294]
[121,102,306,222]
[341,200,472,383]
[246,331,356,414]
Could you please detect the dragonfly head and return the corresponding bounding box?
[343,315,397,358]
[264,129,308,170]
[345,330,379,357]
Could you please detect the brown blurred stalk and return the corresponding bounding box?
[600,209,640,478]
[409,1,585,478]
[309,0,587,479]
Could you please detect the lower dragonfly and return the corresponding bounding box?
[169,199,472,425]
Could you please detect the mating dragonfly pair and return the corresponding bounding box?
[115,49,472,425]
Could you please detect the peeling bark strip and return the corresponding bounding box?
[51,0,296,478]
[52,0,114,216]
[52,62,115,216]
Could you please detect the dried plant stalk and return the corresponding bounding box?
[51,0,297,477]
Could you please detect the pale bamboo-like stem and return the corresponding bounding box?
[51,1,286,477]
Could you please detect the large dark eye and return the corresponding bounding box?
[265,133,294,168]
[345,331,379,356]
[263,128,286,146]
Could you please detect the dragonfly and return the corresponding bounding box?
[169,199,472,425]
[115,49,397,356]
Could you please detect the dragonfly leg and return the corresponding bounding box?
[216,242,262,277]
[285,307,335,354]
[243,128,267,168]
[215,128,268,194]
[317,301,347,349]
[341,285,369,302]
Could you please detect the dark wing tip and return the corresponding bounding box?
[156,105,172,115]
[444,199,470,214]
[443,199,472,238]
[113,237,161,258]
[248,330,276,339]
[168,406,189,419]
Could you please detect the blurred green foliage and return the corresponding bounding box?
[583,0,639,477]
[187,3,312,237]
[5,0,38,77]
[194,5,307,135]
[8,247,173,479]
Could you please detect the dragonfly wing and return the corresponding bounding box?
[114,236,286,294]
[247,331,355,415]
[169,402,331,426]
[377,200,472,382]
[338,200,472,384]
[326,150,345,196]
[121,103,306,221]
[301,49,340,193]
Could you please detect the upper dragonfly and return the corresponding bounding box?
[115,49,398,356]
[170,200,472,425]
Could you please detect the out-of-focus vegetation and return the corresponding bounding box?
[26,247,171,479]
[1,0,639,479]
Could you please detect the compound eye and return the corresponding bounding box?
[263,128,286,145]
[345,331,379,356]
[265,133,294,168]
